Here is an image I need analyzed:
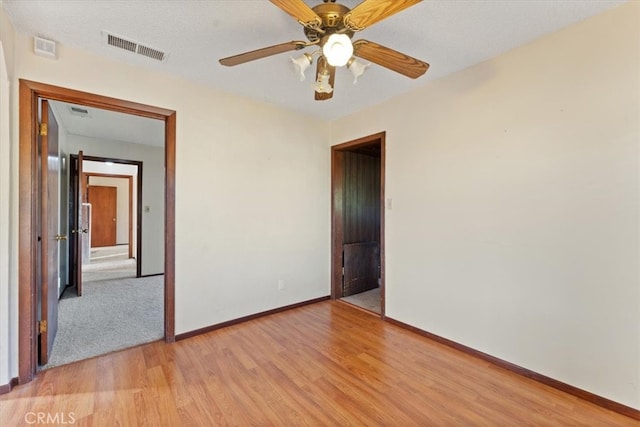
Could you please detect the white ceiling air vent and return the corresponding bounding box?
[34,36,57,59]
[103,31,167,62]
[68,105,91,118]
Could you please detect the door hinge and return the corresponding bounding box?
[39,123,48,136]
[38,320,47,334]
[342,267,345,276]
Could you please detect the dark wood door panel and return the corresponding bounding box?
[77,151,85,296]
[38,100,60,365]
[343,151,381,244]
[343,242,379,297]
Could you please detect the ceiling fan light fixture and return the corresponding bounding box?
[348,58,370,84]
[218,0,429,101]
[313,72,333,94]
[322,33,353,67]
[291,53,313,81]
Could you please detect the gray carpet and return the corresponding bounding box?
[42,275,164,369]
[82,258,136,282]
[82,245,136,282]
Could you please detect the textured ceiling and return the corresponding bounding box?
[3,0,627,123]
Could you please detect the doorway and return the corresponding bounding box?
[18,79,176,383]
[72,157,143,284]
[331,132,385,316]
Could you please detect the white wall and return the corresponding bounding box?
[4,18,331,385]
[331,2,639,409]
[67,136,159,273]
[0,3,16,389]
[0,42,11,389]
[84,161,138,254]
[88,176,131,246]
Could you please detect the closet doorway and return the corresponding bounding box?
[331,132,385,316]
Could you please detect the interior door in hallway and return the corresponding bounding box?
[89,185,117,247]
[38,100,61,365]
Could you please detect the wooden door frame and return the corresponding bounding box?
[83,166,141,270]
[331,131,386,317]
[19,79,176,383]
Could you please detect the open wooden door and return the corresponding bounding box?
[38,100,61,365]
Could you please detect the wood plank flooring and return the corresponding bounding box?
[0,301,636,426]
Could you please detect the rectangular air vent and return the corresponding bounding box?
[70,107,88,114]
[34,36,57,59]
[103,32,167,62]
[107,34,136,53]
[136,44,166,61]
[68,105,91,118]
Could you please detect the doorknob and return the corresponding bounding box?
[55,234,67,241]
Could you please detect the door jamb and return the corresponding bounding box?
[18,79,176,383]
[81,162,142,274]
[331,131,386,317]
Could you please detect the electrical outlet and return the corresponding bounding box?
[278,279,285,291]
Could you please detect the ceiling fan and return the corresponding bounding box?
[219,0,430,101]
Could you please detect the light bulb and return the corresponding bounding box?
[322,34,353,67]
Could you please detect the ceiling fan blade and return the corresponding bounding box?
[219,41,306,66]
[345,0,422,31]
[315,56,335,101]
[269,0,322,29]
[354,40,429,79]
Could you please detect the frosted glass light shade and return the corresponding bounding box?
[291,53,312,81]
[313,73,333,94]
[322,34,353,67]
[348,58,370,84]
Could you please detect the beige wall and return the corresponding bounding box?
[68,137,163,275]
[83,161,138,259]
[331,2,639,409]
[0,2,14,77]
[0,4,16,389]
[88,176,131,246]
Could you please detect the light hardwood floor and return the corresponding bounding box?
[0,301,636,426]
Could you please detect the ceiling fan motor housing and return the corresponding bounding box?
[304,3,354,43]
